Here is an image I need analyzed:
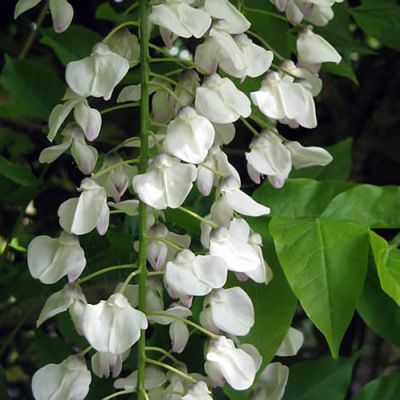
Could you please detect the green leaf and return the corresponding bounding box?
[349,3,400,51]
[369,231,400,305]
[290,138,353,181]
[0,56,64,121]
[0,156,40,187]
[242,218,297,367]
[321,185,400,228]
[253,179,351,219]
[357,262,400,348]
[41,25,102,65]
[270,217,369,357]
[353,373,400,400]
[282,355,357,400]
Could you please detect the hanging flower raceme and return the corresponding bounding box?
[163,106,215,164]
[48,89,102,142]
[297,26,341,72]
[58,178,110,236]
[81,292,148,354]
[251,71,317,129]
[66,43,129,100]
[132,154,197,209]
[28,232,86,284]
[195,74,251,123]
[200,287,254,336]
[40,123,98,175]
[205,336,260,390]
[149,0,212,39]
[14,0,74,33]
[32,355,91,400]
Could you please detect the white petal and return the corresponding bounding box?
[27,233,86,284]
[66,43,129,99]
[170,320,189,353]
[183,382,213,400]
[255,362,289,400]
[32,356,91,400]
[73,101,102,141]
[81,293,148,354]
[49,0,74,33]
[14,0,41,19]
[107,28,140,67]
[117,84,141,103]
[213,123,235,146]
[47,99,78,142]
[194,38,221,75]
[204,0,251,34]
[91,352,126,378]
[276,327,304,357]
[114,366,167,391]
[285,141,332,168]
[71,137,98,175]
[109,200,139,216]
[39,137,72,164]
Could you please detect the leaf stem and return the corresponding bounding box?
[137,0,150,398]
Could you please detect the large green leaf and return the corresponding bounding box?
[0,156,41,187]
[282,355,357,400]
[353,373,400,400]
[270,217,369,357]
[290,138,353,181]
[321,185,400,228]
[369,231,400,305]
[41,25,102,65]
[242,218,297,367]
[349,3,400,51]
[0,56,64,121]
[357,262,400,348]
[253,179,351,219]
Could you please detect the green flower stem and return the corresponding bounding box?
[145,346,180,364]
[198,163,226,178]
[244,7,289,23]
[101,103,140,115]
[101,390,135,400]
[119,270,141,293]
[151,121,168,128]
[246,30,285,61]
[18,1,49,60]
[178,207,219,229]
[149,71,194,97]
[137,0,150,398]
[147,312,220,340]
[103,21,139,43]
[123,1,139,15]
[149,390,186,398]
[77,264,137,285]
[91,158,140,179]
[145,235,184,252]
[240,116,260,136]
[78,346,92,357]
[145,358,197,383]
[150,82,185,106]
[249,113,278,131]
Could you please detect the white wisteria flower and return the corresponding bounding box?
[40,123,98,175]
[58,178,110,236]
[200,287,254,336]
[146,223,191,271]
[32,355,91,400]
[165,249,228,298]
[149,0,212,39]
[251,71,317,129]
[106,28,140,67]
[66,43,129,100]
[276,327,304,357]
[91,351,129,379]
[183,381,213,400]
[95,153,138,202]
[81,293,148,354]
[251,362,289,400]
[209,218,261,272]
[163,107,215,164]
[48,89,102,142]
[114,366,167,392]
[196,145,239,196]
[205,336,258,390]
[28,232,86,284]
[36,283,86,327]
[195,74,251,123]
[204,0,251,34]
[132,154,197,209]
[15,0,74,33]
[297,26,341,71]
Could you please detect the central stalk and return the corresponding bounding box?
[137,0,150,398]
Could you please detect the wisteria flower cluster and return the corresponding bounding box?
[17,0,342,398]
